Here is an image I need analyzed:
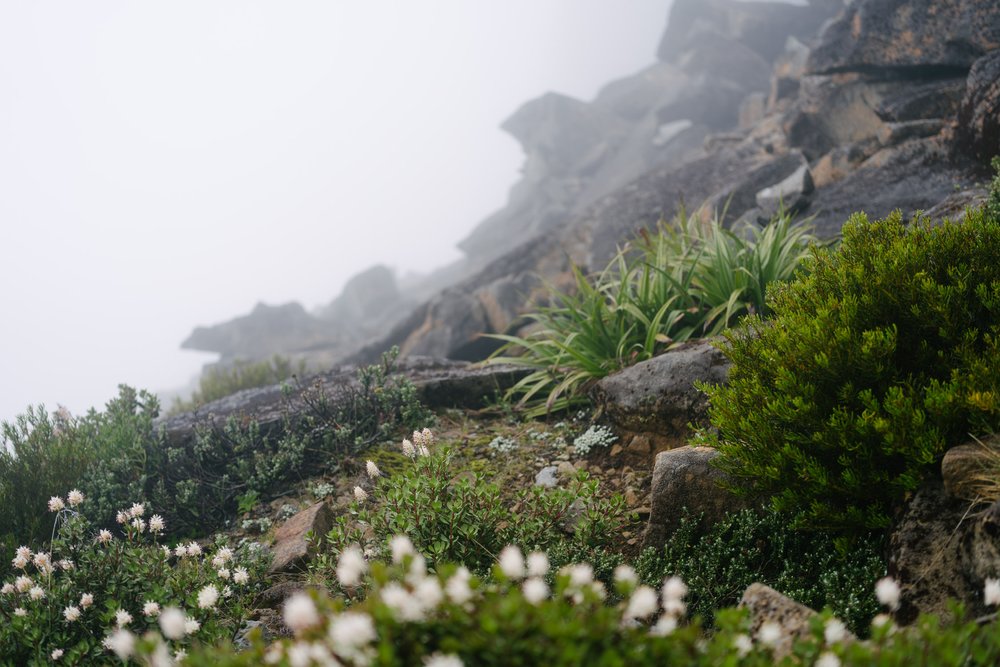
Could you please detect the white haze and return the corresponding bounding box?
[0,1,672,423]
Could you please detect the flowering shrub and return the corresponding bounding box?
[316,430,632,580]
[0,492,267,664]
[572,424,617,456]
[143,546,1000,666]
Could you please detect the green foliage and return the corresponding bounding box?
[156,551,1000,667]
[489,210,817,416]
[0,349,430,544]
[315,431,632,582]
[0,495,268,665]
[702,204,1000,534]
[170,355,307,415]
[0,387,158,554]
[634,507,884,634]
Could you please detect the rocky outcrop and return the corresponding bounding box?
[957,51,1000,164]
[592,340,729,452]
[268,501,335,573]
[642,446,752,549]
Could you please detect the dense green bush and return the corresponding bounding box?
[489,210,817,416]
[702,202,1000,534]
[169,355,306,415]
[0,492,268,665]
[0,387,157,554]
[315,429,631,584]
[635,507,884,634]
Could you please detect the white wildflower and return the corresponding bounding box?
[29,586,45,600]
[401,439,416,457]
[498,545,525,579]
[522,577,549,605]
[662,576,688,603]
[380,582,424,621]
[566,563,593,588]
[58,559,73,571]
[131,517,146,533]
[115,609,133,627]
[733,634,752,657]
[0,583,13,595]
[14,575,32,593]
[418,444,430,457]
[184,616,201,634]
[51,648,64,660]
[105,629,135,660]
[366,460,381,479]
[63,605,81,622]
[354,486,368,502]
[175,649,187,662]
[159,607,186,640]
[198,584,219,609]
[13,607,26,617]
[99,529,114,544]
[48,496,65,512]
[824,618,848,644]
[624,585,659,620]
[328,611,376,648]
[875,577,901,611]
[80,593,94,608]
[650,614,678,636]
[758,621,782,647]
[526,551,549,577]
[15,546,30,560]
[445,567,473,605]
[283,593,320,634]
[985,578,1000,606]
[174,544,187,557]
[116,510,128,524]
[337,545,368,588]
[185,542,202,557]
[223,585,233,598]
[218,568,231,580]
[233,567,250,585]
[816,651,841,667]
[11,554,28,569]
[424,654,463,667]
[287,643,310,667]
[215,546,233,563]
[614,565,638,586]
[414,577,443,610]
[129,502,145,518]
[149,514,165,533]
[67,489,84,506]
[143,601,161,617]
[390,535,415,563]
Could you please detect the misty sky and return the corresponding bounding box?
[0,1,672,423]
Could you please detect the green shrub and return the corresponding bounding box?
[170,355,307,415]
[489,210,817,416]
[0,492,268,665]
[634,507,885,634]
[0,387,158,553]
[702,203,1000,535]
[315,429,632,584]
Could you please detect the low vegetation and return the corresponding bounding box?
[489,209,817,416]
[169,356,307,415]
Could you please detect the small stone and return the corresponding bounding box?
[268,502,334,574]
[557,461,576,478]
[535,466,559,488]
[610,444,623,457]
[625,489,639,507]
[740,584,832,659]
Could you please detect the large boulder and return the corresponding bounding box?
[642,446,752,549]
[888,479,999,625]
[808,0,1000,74]
[592,339,729,446]
[956,51,1000,165]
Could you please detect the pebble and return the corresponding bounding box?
[535,466,559,488]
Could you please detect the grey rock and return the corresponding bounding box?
[876,119,946,147]
[956,51,1000,165]
[808,0,1000,74]
[875,77,967,122]
[888,478,991,625]
[755,163,815,216]
[535,466,559,488]
[592,339,730,439]
[642,446,752,549]
[740,583,825,659]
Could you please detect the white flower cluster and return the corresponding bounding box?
[48,489,85,513]
[402,428,434,458]
[487,435,518,454]
[572,425,617,457]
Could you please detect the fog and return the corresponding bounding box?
[0,1,672,423]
